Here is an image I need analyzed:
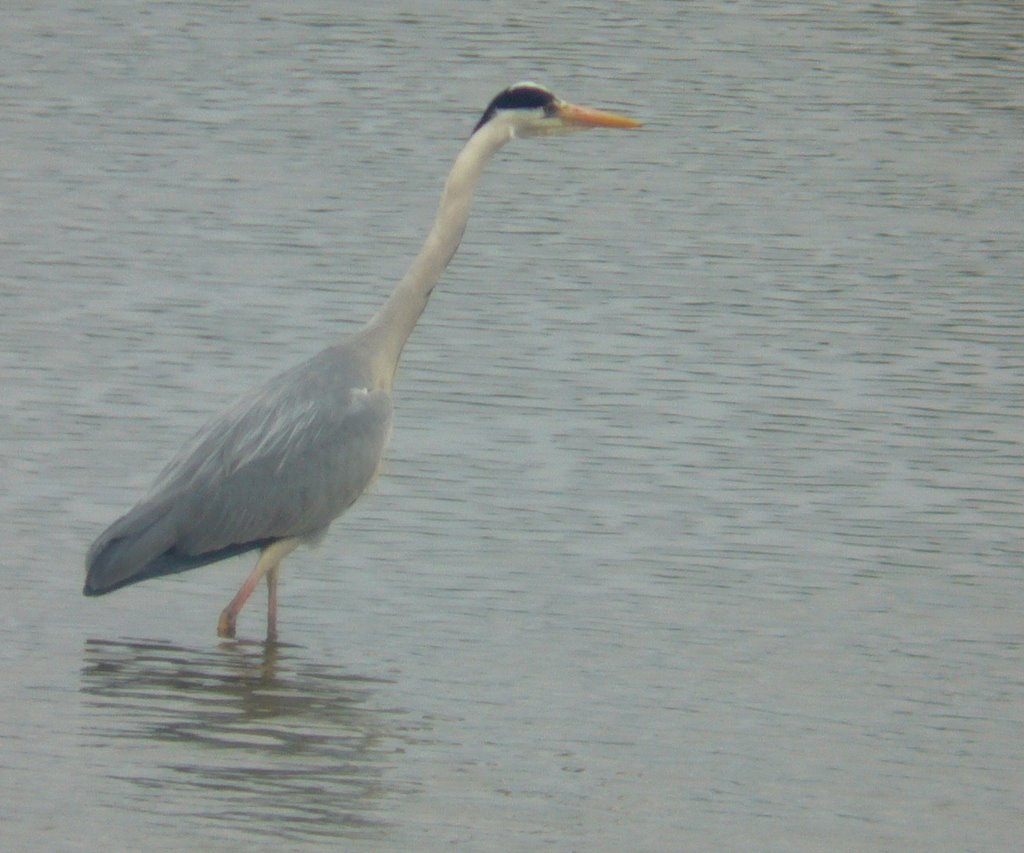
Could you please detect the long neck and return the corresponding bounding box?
[357,121,510,390]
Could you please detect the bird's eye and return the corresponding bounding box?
[543,103,558,117]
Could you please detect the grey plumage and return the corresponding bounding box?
[85,344,391,594]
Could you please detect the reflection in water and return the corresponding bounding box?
[80,638,410,844]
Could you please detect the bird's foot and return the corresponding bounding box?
[217,609,237,639]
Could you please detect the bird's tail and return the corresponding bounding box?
[84,500,262,595]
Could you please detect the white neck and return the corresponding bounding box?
[356,120,512,389]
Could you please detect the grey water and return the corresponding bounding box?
[2,2,1022,850]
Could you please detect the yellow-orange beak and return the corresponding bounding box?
[558,102,642,130]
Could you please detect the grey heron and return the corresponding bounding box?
[84,83,641,641]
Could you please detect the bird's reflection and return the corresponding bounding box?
[81,637,410,842]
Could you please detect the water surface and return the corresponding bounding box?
[2,2,1021,850]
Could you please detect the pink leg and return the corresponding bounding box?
[217,538,300,639]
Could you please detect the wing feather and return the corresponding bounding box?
[85,346,393,593]
[168,385,393,554]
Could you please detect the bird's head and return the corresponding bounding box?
[472,82,641,139]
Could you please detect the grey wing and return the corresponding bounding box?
[85,345,394,595]
[167,385,394,555]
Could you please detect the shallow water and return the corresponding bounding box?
[2,1,1022,850]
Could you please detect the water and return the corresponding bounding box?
[2,1,1021,849]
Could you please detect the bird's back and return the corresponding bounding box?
[85,343,393,594]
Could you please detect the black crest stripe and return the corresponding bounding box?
[473,84,556,134]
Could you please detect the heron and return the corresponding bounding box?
[84,83,641,641]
